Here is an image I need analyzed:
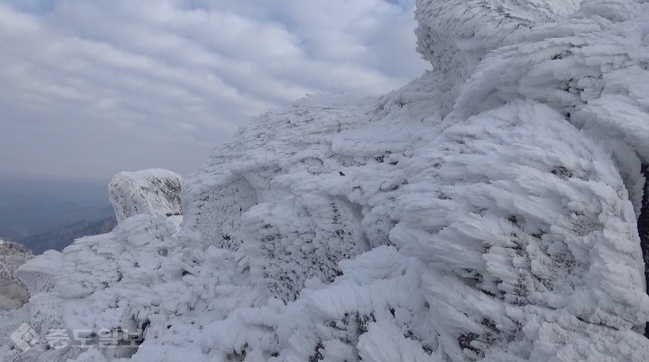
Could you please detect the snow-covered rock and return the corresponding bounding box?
[5,0,649,361]
[109,169,182,223]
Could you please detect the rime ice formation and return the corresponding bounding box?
[109,169,183,223]
[413,0,582,82]
[4,0,649,361]
[15,250,62,296]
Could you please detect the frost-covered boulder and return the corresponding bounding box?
[109,169,182,223]
[413,0,581,87]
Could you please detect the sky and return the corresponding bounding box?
[0,0,429,181]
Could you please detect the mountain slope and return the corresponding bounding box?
[0,175,113,240]
[0,241,31,310]
[0,203,114,242]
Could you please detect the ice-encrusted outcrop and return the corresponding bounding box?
[109,169,182,223]
[413,0,581,78]
[4,0,649,361]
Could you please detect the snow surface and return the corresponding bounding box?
[4,0,649,361]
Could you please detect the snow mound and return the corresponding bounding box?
[109,169,182,223]
[5,0,649,361]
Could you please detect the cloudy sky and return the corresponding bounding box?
[0,0,428,181]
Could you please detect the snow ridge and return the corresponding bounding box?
[4,0,649,361]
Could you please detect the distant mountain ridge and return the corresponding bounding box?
[0,203,114,239]
[20,216,117,255]
[0,174,114,242]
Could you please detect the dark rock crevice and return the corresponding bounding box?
[639,164,649,338]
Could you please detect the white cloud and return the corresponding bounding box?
[0,0,428,180]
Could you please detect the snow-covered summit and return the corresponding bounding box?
[109,169,183,223]
[4,0,649,361]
